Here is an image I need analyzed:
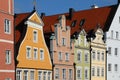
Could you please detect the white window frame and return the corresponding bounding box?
[62,38,66,46]
[77,51,81,62]
[108,47,111,55]
[4,19,11,34]
[77,68,82,79]
[30,71,34,80]
[92,50,95,60]
[111,30,113,39]
[65,53,69,61]
[69,69,72,79]
[101,52,104,61]
[5,78,11,80]
[38,71,42,80]
[23,71,28,80]
[97,67,100,76]
[85,53,88,63]
[33,30,38,43]
[115,64,118,72]
[85,68,88,79]
[43,72,47,80]
[116,31,119,39]
[62,69,66,80]
[40,49,44,60]
[101,67,104,77]
[92,66,95,76]
[48,72,51,80]
[97,51,100,61]
[16,70,22,80]
[26,46,32,59]
[115,48,118,56]
[55,68,59,79]
[58,52,62,61]
[33,48,38,60]
[5,50,11,64]
[108,63,112,71]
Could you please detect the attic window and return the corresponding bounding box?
[71,20,77,27]
[79,19,85,27]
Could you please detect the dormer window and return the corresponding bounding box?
[71,20,77,27]
[79,19,85,27]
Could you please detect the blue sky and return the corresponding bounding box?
[15,0,117,15]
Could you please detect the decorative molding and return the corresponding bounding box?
[0,39,13,44]
[0,70,15,72]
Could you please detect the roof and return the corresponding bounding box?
[43,5,118,36]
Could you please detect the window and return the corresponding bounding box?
[108,47,111,55]
[85,69,88,79]
[58,52,62,61]
[4,19,11,34]
[92,67,95,76]
[23,71,28,80]
[97,51,100,61]
[77,69,81,79]
[101,68,104,77]
[5,50,11,64]
[69,69,72,79]
[30,71,34,80]
[33,30,38,42]
[26,47,31,59]
[40,49,44,60]
[62,38,66,46]
[62,69,66,80]
[115,48,118,56]
[55,68,59,79]
[101,52,104,61]
[34,48,38,59]
[116,31,119,39]
[97,67,100,76]
[38,71,42,80]
[48,72,51,80]
[16,70,21,80]
[108,64,111,71]
[111,30,113,39]
[92,51,95,60]
[77,52,81,62]
[115,64,118,71]
[85,53,88,62]
[65,53,69,61]
[5,78,11,80]
[43,72,46,80]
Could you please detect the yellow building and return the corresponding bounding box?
[15,10,52,80]
[90,27,106,80]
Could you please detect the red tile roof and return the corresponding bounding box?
[43,5,118,36]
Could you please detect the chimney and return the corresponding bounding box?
[69,8,74,20]
[118,0,120,4]
[41,13,45,19]
[91,4,98,9]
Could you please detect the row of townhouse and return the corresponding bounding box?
[1,0,120,80]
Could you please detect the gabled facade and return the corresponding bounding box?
[90,27,106,80]
[50,15,74,80]
[0,0,15,80]
[15,11,52,80]
[106,3,120,80]
[74,29,90,80]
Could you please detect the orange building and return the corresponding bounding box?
[15,10,52,80]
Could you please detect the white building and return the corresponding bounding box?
[106,2,120,80]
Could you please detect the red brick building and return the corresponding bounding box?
[0,0,15,80]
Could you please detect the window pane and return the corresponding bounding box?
[40,49,44,60]
[38,71,42,80]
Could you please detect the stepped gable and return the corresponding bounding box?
[43,5,118,36]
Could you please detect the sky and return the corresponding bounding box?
[14,0,118,16]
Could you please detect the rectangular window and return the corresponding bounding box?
[85,53,88,62]
[77,69,81,79]
[92,67,95,76]
[115,64,118,71]
[58,52,62,61]
[77,52,81,62]
[101,68,104,77]
[97,67,100,76]
[40,49,44,60]
[33,30,38,42]
[30,71,34,80]
[43,72,46,80]
[55,68,59,79]
[116,31,119,39]
[108,64,111,71]
[62,38,66,46]
[92,51,95,60]
[34,48,38,59]
[108,47,111,55]
[62,69,66,80]
[48,72,51,80]
[5,50,11,64]
[5,78,11,80]
[23,71,28,80]
[65,53,69,61]
[111,30,113,39]
[16,70,21,80]
[26,47,31,59]
[97,51,100,61]
[101,52,104,61]
[38,71,42,80]
[4,19,11,34]
[85,69,88,79]
[69,69,72,79]
[115,48,118,56]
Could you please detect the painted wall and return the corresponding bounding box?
[106,4,120,80]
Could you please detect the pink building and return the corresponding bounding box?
[44,15,74,80]
[0,0,15,80]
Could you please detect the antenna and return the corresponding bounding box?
[33,0,36,10]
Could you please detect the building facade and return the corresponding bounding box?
[50,15,74,80]
[106,3,120,80]
[0,0,15,80]
[90,27,106,80]
[74,29,90,80]
[15,11,52,80]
